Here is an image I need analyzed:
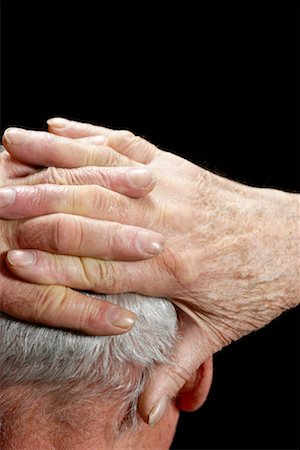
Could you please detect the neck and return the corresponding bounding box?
[0,386,179,450]
[0,386,118,450]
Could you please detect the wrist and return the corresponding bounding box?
[240,184,299,309]
[187,175,299,345]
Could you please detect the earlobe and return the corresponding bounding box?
[176,357,213,412]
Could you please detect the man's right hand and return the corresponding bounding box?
[2,120,299,427]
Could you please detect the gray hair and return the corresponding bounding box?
[0,293,177,433]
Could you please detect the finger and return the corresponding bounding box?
[6,250,136,293]
[47,117,114,138]
[0,166,151,191]
[0,182,145,222]
[138,318,212,426]
[6,214,164,260]
[47,117,159,164]
[75,135,110,145]
[6,250,169,295]
[0,184,135,219]
[3,128,139,168]
[0,147,37,180]
[0,169,156,217]
[0,272,137,335]
[107,130,159,164]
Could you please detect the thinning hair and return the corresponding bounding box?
[0,293,177,433]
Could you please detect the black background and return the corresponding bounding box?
[1,1,299,449]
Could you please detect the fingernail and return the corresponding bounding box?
[137,231,164,256]
[109,307,137,330]
[4,128,29,145]
[148,395,170,428]
[0,188,15,207]
[7,250,36,267]
[127,168,155,189]
[47,118,69,128]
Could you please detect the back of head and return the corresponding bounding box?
[0,293,177,446]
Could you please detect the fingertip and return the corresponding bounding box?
[0,187,15,208]
[136,231,164,258]
[138,390,172,427]
[80,291,138,336]
[47,117,69,129]
[127,168,156,190]
[108,307,137,332]
[148,395,171,428]
[7,249,36,268]
[137,393,151,424]
[3,127,28,146]
[84,304,138,336]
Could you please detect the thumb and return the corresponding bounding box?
[138,315,212,427]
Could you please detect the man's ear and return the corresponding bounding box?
[176,357,213,412]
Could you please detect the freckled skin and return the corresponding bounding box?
[40,120,299,422]
[1,123,299,424]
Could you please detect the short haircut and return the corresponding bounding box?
[0,293,177,433]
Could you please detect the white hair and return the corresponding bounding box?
[0,293,177,433]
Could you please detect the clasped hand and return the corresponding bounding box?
[1,118,297,425]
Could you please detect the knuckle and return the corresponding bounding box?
[122,132,140,151]
[67,168,87,185]
[42,166,67,185]
[105,223,135,259]
[25,186,45,209]
[114,197,131,220]
[79,258,100,290]
[94,260,119,293]
[83,144,99,166]
[101,147,117,166]
[60,168,91,185]
[87,169,109,187]
[82,141,116,168]
[116,131,157,162]
[106,223,127,251]
[88,187,129,219]
[0,280,37,318]
[96,170,111,188]
[160,245,194,288]
[51,214,82,254]
[33,285,70,321]
[117,129,135,142]
[79,297,105,331]
[0,278,17,313]
[17,218,46,249]
[81,142,113,167]
[1,219,17,249]
[111,130,136,152]
[87,186,107,213]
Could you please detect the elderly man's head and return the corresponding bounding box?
[0,293,212,450]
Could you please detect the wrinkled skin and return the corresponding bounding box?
[0,144,160,335]
[1,119,299,425]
